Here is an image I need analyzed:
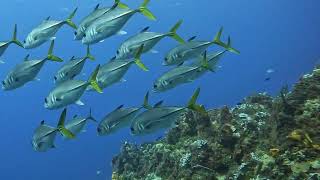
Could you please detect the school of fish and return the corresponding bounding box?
[1,0,239,152]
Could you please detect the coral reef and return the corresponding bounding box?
[111,66,320,180]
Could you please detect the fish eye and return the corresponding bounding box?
[74,32,77,36]
[164,57,168,61]
[44,98,48,104]
[54,76,57,81]
[2,81,5,85]
[15,78,19,82]
[116,50,119,54]
[83,34,86,38]
[97,127,101,133]
[23,40,26,44]
[56,98,62,102]
[130,127,134,132]
[153,84,157,89]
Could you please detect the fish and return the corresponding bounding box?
[65,108,97,135]
[2,40,62,91]
[97,105,141,136]
[24,8,78,49]
[163,28,239,66]
[97,92,163,135]
[131,88,206,135]
[54,46,95,84]
[44,64,103,110]
[32,108,75,152]
[115,20,184,59]
[97,92,160,136]
[82,0,156,45]
[266,68,275,74]
[153,51,215,92]
[74,0,128,40]
[0,24,23,60]
[88,45,148,91]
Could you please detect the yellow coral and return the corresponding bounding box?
[287,129,320,151]
[112,172,121,180]
[269,148,280,157]
[287,130,303,141]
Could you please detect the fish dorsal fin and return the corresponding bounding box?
[177,62,184,66]
[110,56,116,61]
[153,100,164,108]
[24,54,30,61]
[73,115,78,118]
[140,26,150,33]
[115,104,124,110]
[187,36,197,42]
[69,56,76,61]
[94,4,100,11]
[40,120,45,125]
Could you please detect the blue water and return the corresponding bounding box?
[1,0,319,179]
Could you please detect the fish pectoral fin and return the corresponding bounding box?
[116,30,127,36]
[75,100,85,106]
[33,78,41,81]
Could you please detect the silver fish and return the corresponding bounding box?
[163,28,239,66]
[74,0,128,40]
[153,51,216,92]
[65,109,96,135]
[24,8,77,49]
[0,24,23,59]
[131,88,205,135]
[32,108,75,152]
[54,46,95,84]
[89,45,147,91]
[44,65,102,110]
[82,0,156,45]
[2,41,62,91]
[97,105,141,136]
[97,92,163,135]
[115,20,184,59]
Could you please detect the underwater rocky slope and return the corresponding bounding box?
[111,66,320,180]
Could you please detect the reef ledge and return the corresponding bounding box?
[112,66,320,180]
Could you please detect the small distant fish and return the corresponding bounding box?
[2,41,62,91]
[163,28,239,66]
[32,108,75,152]
[0,24,23,60]
[266,68,275,74]
[264,77,271,81]
[44,65,102,110]
[24,8,77,49]
[82,0,156,45]
[54,46,95,84]
[115,20,184,59]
